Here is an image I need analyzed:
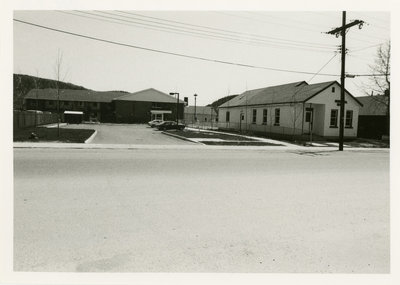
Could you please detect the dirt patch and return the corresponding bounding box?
[202,141,282,146]
[165,129,282,146]
[168,129,258,141]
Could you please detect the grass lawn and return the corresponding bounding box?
[14,126,95,143]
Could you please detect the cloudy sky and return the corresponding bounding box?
[13,8,390,106]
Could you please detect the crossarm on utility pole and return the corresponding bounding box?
[326,20,364,34]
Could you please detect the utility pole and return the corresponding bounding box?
[169,92,180,123]
[194,93,198,123]
[326,12,364,151]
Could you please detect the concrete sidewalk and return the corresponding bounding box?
[12,142,390,154]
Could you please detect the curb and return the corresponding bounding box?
[84,130,98,144]
[42,123,68,128]
[161,131,204,144]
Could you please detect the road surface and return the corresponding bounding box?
[13,147,389,273]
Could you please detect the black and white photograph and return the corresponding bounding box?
[0,0,398,284]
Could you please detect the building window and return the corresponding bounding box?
[332,87,335,93]
[262,109,267,124]
[305,110,312,122]
[226,111,230,122]
[274,108,280,126]
[345,110,353,128]
[330,109,338,127]
[252,109,257,124]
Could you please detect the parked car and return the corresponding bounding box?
[156,121,185,131]
[148,120,164,127]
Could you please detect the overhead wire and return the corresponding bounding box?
[13,18,340,77]
[116,10,336,48]
[70,10,338,53]
[218,11,388,45]
[96,10,337,50]
[13,18,389,78]
[58,11,262,48]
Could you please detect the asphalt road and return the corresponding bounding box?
[13,148,389,273]
[64,123,193,145]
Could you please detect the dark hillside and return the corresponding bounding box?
[13,74,88,110]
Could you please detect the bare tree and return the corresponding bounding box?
[33,69,40,128]
[365,41,390,135]
[54,49,68,137]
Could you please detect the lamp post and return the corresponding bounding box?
[194,93,198,123]
[169,92,179,123]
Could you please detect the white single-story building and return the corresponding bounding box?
[184,106,218,124]
[217,81,363,139]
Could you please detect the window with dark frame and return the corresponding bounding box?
[345,110,353,128]
[274,108,280,126]
[226,111,230,122]
[252,109,257,124]
[262,109,267,124]
[330,109,338,127]
[305,111,312,122]
[332,87,335,93]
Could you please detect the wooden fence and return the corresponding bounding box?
[13,110,58,129]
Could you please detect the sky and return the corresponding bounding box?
[13,9,390,106]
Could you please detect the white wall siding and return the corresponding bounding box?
[218,103,304,135]
[307,82,360,138]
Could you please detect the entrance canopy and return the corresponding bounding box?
[150,110,172,114]
[64,110,83,115]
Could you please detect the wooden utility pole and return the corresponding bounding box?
[326,12,364,151]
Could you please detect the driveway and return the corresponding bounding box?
[63,123,193,145]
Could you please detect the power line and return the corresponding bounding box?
[117,10,337,48]
[349,43,384,53]
[13,18,340,77]
[69,10,337,53]
[58,11,262,48]
[96,10,337,50]
[308,52,339,82]
[215,11,323,33]
[218,11,387,46]
[349,12,390,29]
[14,18,388,78]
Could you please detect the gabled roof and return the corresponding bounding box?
[219,81,362,108]
[114,88,185,103]
[24,89,125,103]
[357,95,388,116]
